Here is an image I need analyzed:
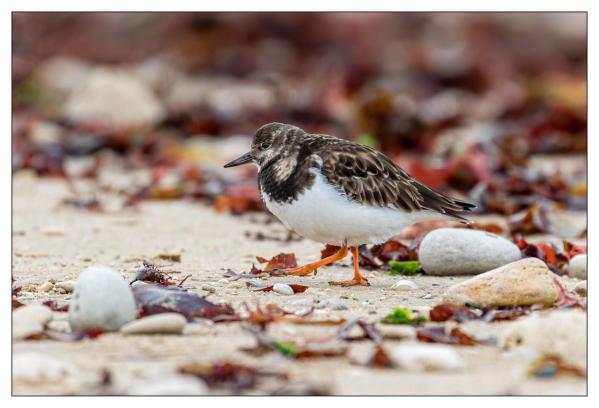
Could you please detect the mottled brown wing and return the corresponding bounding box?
[317,139,475,220]
[318,142,422,211]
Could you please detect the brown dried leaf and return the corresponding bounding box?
[417,326,480,346]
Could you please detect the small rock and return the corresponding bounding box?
[273,283,294,296]
[120,313,187,335]
[13,304,53,325]
[63,67,165,128]
[40,226,65,236]
[226,282,241,289]
[13,352,77,384]
[388,343,464,370]
[568,254,587,279]
[39,281,54,292]
[55,280,76,293]
[126,373,207,395]
[574,281,587,297]
[201,284,216,293]
[378,325,417,340]
[392,280,419,291]
[443,258,559,307]
[419,228,521,275]
[69,266,136,331]
[421,294,433,299]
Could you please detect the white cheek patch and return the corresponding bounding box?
[274,157,297,181]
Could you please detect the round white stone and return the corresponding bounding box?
[69,266,136,332]
[392,279,419,291]
[272,283,294,295]
[120,313,187,335]
[388,343,464,371]
[568,254,587,279]
[419,228,521,275]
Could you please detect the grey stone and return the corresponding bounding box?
[419,228,521,275]
[69,266,136,332]
[568,254,587,279]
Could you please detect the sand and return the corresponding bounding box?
[12,172,587,395]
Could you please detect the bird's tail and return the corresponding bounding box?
[416,184,476,223]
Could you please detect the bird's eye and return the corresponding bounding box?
[260,142,271,150]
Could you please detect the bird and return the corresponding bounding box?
[224,122,475,286]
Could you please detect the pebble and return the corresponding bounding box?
[388,343,464,370]
[315,298,348,310]
[201,284,216,293]
[63,67,165,128]
[273,283,294,296]
[55,280,76,293]
[40,226,65,236]
[126,373,207,395]
[226,282,241,289]
[378,325,417,340]
[568,254,587,279]
[443,258,559,307]
[13,304,53,340]
[39,281,54,292]
[69,266,136,331]
[500,309,586,368]
[421,294,433,299]
[392,280,419,291]
[419,228,521,275]
[574,280,587,297]
[120,313,187,335]
[13,352,77,384]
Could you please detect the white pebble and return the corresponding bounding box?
[69,266,136,331]
[392,279,419,291]
[120,313,187,335]
[13,304,53,325]
[389,343,464,370]
[273,283,294,296]
[568,254,587,279]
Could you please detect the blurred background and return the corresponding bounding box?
[12,13,587,232]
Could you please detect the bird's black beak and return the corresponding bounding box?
[224,152,254,168]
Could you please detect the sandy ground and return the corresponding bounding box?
[12,173,587,395]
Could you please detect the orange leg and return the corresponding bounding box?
[284,245,349,276]
[329,246,370,286]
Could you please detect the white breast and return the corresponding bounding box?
[261,170,445,246]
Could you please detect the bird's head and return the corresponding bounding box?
[224,122,302,169]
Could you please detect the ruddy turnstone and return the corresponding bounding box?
[225,123,475,286]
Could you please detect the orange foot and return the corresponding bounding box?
[328,276,370,287]
[283,245,349,276]
[328,246,370,287]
